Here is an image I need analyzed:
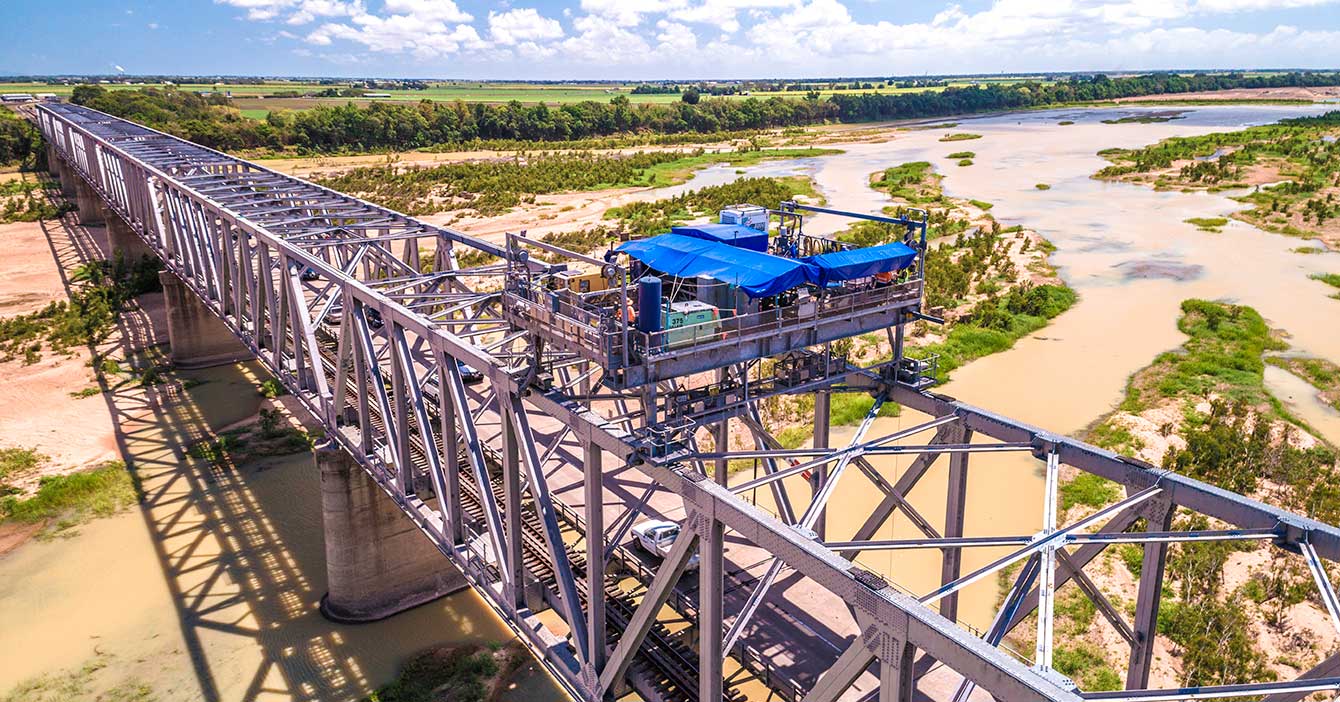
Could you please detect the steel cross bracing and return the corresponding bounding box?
[37,101,1340,702]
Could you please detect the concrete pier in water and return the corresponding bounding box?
[316,441,467,623]
[158,269,251,369]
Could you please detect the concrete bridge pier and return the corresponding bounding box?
[45,144,60,177]
[108,215,154,262]
[74,179,104,226]
[55,158,77,197]
[158,270,251,369]
[316,441,468,622]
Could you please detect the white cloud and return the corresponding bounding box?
[230,0,1340,75]
[1194,0,1340,11]
[489,8,564,45]
[382,0,472,23]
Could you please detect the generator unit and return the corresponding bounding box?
[719,204,768,232]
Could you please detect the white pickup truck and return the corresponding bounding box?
[631,520,700,571]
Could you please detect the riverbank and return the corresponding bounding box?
[1093,111,1340,251]
[1052,300,1340,690]
[0,211,562,702]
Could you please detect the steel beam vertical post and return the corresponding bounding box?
[583,439,606,672]
[700,515,725,702]
[813,390,831,539]
[501,398,525,611]
[1127,496,1175,689]
[940,425,972,622]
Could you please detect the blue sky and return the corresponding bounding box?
[4,0,1340,79]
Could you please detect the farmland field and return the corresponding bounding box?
[0,77,1049,110]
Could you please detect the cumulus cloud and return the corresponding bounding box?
[489,8,565,45]
[229,0,1340,75]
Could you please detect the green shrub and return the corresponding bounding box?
[1060,473,1120,511]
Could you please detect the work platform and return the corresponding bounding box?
[502,204,929,389]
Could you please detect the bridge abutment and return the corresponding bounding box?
[316,440,467,623]
[158,270,251,369]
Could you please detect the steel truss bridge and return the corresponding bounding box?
[34,101,1340,702]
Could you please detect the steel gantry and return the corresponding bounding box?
[35,101,1340,702]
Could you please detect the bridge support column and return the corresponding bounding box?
[108,214,154,262]
[159,270,251,369]
[317,440,467,623]
[74,179,103,226]
[45,144,60,176]
[55,159,76,196]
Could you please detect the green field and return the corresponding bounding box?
[0,78,1042,110]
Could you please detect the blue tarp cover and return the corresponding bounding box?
[671,223,769,252]
[618,234,817,298]
[803,242,918,287]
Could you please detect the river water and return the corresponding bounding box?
[4,104,1340,697]
[0,362,562,701]
[731,104,1340,632]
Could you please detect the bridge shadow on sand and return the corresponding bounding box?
[39,210,529,702]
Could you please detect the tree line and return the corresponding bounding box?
[53,70,1340,157]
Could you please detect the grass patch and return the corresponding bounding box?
[946,151,975,159]
[1185,216,1229,233]
[1292,246,1326,254]
[829,393,902,426]
[0,654,155,702]
[1119,299,1284,413]
[957,158,973,167]
[258,377,289,398]
[967,199,993,211]
[1058,120,1075,126]
[1310,272,1340,299]
[1034,183,1051,190]
[0,462,138,533]
[1053,642,1122,691]
[1060,473,1120,511]
[939,133,982,142]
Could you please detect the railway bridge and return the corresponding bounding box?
[32,101,1340,702]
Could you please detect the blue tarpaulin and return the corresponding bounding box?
[802,242,918,287]
[618,234,817,298]
[671,223,769,252]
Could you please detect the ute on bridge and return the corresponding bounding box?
[32,100,1340,702]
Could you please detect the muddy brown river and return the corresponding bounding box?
[3,104,1339,699]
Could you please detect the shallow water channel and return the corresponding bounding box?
[4,104,1340,698]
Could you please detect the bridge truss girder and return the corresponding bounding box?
[35,102,1340,702]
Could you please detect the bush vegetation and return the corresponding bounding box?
[364,642,527,702]
[313,147,836,217]
[66,73,1340,156]
[0,254,161,364]
[0,177,73,223]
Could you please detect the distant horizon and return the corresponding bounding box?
[5,68,1340,85]
[5,1,1340,80]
